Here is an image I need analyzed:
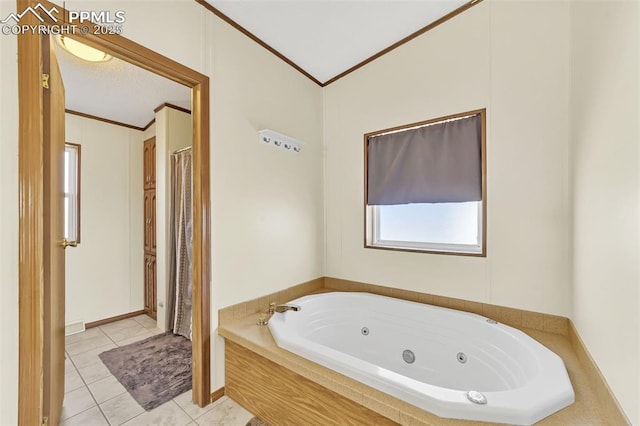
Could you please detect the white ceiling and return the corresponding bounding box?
[54,40,191,129]
[55,1,470,127]
[209,0,469,84]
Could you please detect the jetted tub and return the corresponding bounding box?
[268,292,574,425]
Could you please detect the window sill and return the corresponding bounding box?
[365,243,486,257]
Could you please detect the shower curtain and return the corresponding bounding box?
[168,148,193,340]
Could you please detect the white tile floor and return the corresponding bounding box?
[62,315,255,426]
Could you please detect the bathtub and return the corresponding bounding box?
[267,292,575,425]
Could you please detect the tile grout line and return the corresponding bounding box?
[66,316,202,426]
[111,406,144,426]
[101,323,145,345]
[191,396,231,422]
[66,324,149,424]
[102,317,160,347]
[65,333,114,356]
[60,405,102,425]
[66,341,112,425]
[64,318,153,424]
[100,328,120,347]
[120,399,192,426]
[173,399,197,423]
[76,339,139,425]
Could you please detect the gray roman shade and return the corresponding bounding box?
[367,114,482,205]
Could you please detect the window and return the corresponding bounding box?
[64,143,81,243]
[365,110,486,256]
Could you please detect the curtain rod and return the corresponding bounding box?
[172,146,192,154]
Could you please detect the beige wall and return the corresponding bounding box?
[324,1,572,316]
[571,1,639,423]
[210,17,323,315]
[210,15,324,387]
[64,114,145,324]
[0,0,323,417]
[155,107,192,330]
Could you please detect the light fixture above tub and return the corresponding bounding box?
[55,35,112,63]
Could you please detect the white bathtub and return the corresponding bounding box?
[268,292,574,425]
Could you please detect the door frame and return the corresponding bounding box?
[17,0,211,423]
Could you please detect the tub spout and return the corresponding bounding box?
[258,303,301,325]
[275,304,301,313]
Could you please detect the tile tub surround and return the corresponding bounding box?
[218,277,629,425]
[218,277,568,336]
[218,278,324,326]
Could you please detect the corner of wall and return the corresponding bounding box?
[320,86,328,278]
[154,108,169,331]
[569,1,640,422]
[129,129,145,313]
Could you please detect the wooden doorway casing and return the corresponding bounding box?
[17,0,211,423]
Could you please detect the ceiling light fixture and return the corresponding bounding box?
[55,35,112,63]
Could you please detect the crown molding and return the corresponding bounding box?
[65,109,145,131]
[194,0,484,87]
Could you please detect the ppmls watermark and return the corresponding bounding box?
[1,2,126,35]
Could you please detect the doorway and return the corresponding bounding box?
[16,0,211,424]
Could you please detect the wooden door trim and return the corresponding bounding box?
[17,1,212,421]
[17,0,45,423]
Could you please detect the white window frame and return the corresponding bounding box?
[64,143,80,243]
[366,203,484,255]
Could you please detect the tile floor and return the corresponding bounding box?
[62,314,255,426]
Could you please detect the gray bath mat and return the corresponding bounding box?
[99,332,192,410]
[245,418,268,426]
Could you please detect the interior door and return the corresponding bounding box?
[42,34,66,426]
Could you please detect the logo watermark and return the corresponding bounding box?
[1,2,126,36]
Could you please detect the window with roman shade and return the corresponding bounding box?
[364,109,486,255]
